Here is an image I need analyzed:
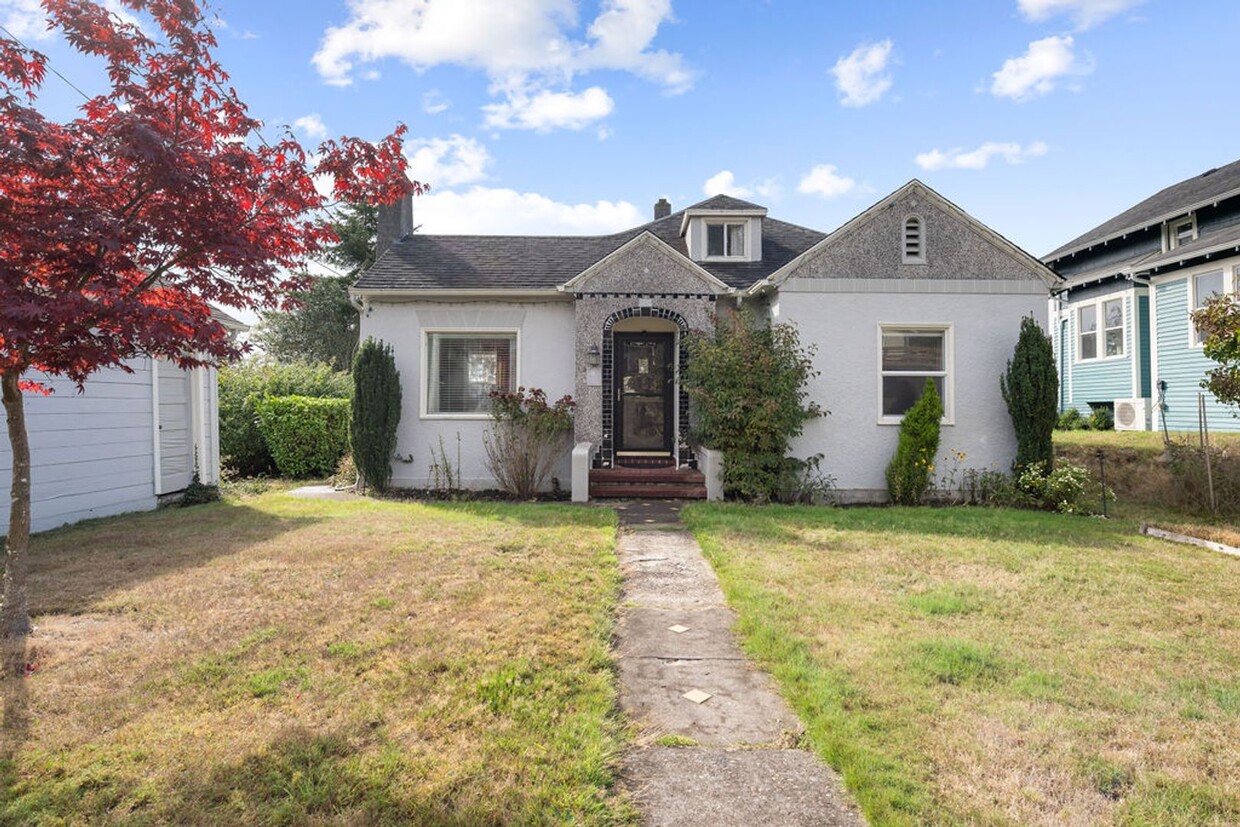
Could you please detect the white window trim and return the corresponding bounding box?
[902,214,926,265]
[876,323,955,426]
[702,220,748,261]
[1164,213,1197,252]
[1188,265,1233,348]
[1073,295,1126,364]
[420,328,521,420]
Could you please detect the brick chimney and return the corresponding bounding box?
[653,197,671,220]
[375,194,414,261]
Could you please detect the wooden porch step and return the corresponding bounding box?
[589,483,708,500]
[591,467,705,485]
[589,467,707,500]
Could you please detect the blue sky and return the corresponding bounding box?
[6,0,1240,258]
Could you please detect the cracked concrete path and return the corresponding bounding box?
[613,501,864,826]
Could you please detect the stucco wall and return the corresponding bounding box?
[361,299,578,489]
[0,361,159,533]
[779,287,1048,500]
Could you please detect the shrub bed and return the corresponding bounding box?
[255,395,351,477]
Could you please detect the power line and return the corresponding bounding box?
[0,23,92,101]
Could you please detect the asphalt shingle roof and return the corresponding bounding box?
[354,197,825,293]
[1046,158,1240,261]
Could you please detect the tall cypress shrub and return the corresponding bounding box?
[885,378,943,505]
[351,339,401,492]
[1000,315,1058,473]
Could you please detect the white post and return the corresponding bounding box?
[698,446,725,502]
[571,442,592,503]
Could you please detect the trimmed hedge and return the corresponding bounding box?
[254,395,351,478]
[219,361,351,476]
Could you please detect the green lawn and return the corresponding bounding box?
[1,492,634,825]
[684,503,1240,826]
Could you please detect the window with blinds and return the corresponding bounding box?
[426,333,516,414]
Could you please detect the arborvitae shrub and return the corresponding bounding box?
[1000,315,1058,473]
[885,378,943,505]
[350,339,402,493]
[254,395,350,477]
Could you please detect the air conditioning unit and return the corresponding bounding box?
[1114,398,1153,431]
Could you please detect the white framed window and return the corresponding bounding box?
[423,331,517,417]
[878,325,953,424]
[1165,214,1196,251]
[1076,297,1125,361]
[1191,268,1226,346]
[903,215,925,264]
[705,222,746,258]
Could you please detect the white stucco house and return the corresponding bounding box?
[352,181,1060,502]
[0,308,245,533]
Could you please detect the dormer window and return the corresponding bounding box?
[1166,214,1196,251]
[903,215,925,264]
[706,222,746,258]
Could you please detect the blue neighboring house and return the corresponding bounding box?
[1044,159,1240,432]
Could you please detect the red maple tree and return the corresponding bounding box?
[0,0,422,640]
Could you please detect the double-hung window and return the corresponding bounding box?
[706,222,746,258]
[879,326,951,422]
[1077,297,1124,360]
[1192,269,1225,346]
[425,332,516,415]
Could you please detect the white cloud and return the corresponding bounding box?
[915,141,1049,171]
[312,0,690,131]
[292,114,329,141]
[422,90,450,114]
[1017,0,1142,29]
[991,35,1090,100]
[797,164,856,198]
[404,135,492,187]
[0,0,47,40]
[703,170,751,198]
[831,40,894,107]
[482,86,614,132]
[410,186,643,235]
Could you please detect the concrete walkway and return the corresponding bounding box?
[613,501,864,826]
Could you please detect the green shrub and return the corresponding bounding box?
[350,339,401,493]
[1011,460,1111,514]
[886,378,943,505]
[254,395,351,478]
[219,361,351,476]
[1001,315,1058,472]
[483,387,574,499]
[1056,408,1089,431]
[683,310,823,502]
[1087,403,1114,431]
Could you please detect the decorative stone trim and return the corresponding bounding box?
[598,306,692,469]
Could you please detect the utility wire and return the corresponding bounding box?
[0,23,92,101]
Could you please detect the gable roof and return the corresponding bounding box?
[561,231,732,294]
[761,179,1060,290]
[354,199,825,293]
[1045,158,1240,261]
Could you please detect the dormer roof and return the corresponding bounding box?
[679,194,768,236]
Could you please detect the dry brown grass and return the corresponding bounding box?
[686,504,1240,826]
[1,494,633,825]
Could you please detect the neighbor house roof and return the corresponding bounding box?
[354,196,826,293]
[1045,158,1240,261]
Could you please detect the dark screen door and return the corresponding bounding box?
[615,333,674,454]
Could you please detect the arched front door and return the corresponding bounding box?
[614,332,674,458]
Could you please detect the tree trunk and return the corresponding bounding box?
[1,370,32,640]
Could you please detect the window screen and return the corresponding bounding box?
[880,328,947,418]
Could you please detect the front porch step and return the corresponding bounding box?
[590,467,707,500]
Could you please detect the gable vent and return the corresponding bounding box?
[903,216,925,263]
